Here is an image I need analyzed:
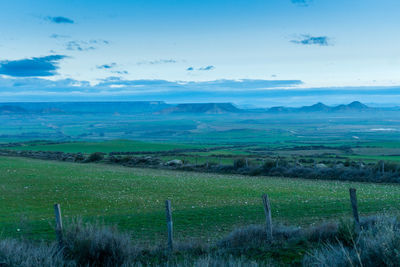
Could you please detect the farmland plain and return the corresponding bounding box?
[3,111,400,165]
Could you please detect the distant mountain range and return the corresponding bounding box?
[0,101,169,114]
[267,101,372,113]
[158,103,241,114]
[0,101,393,115]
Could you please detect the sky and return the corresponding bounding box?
[0,0,399,106]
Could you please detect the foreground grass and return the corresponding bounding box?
[1,156,400,243]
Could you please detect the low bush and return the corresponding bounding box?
[86,152,105,162]
[0,239,71,267]
[233,158,247,169]
[218,225,268,251]
[304,216,400,267]
[73,153,86,162]
[262,160,275,170]
[2,215,400,266]
[303,222,338,243]
[62,219,133,267]
[175,255,265,267]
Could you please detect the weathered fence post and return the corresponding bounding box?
[245,158,249,167]
[54,203,63,249]
[165,200,173,251]
[349,188,360,232]
[262,194,273,241]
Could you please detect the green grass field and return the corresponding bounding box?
[2,156,400,244]
[348,154,400,162]
[6,140,207,154]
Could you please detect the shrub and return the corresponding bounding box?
[233,158,247,169]
[217,224,301,252]
[218,225,268,251]
[86,152,105,162]
[74,153,85,162]
[262,160,275,170]
[182,255,264,267]
[299,158,314,164]
[120,155,133,163]
[62,219,133,267]
[303,222,338,243]
[249,167,263,176]
[304,216,400,267]
[0,239,71,267]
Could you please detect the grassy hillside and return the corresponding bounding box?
[1,156,400,243]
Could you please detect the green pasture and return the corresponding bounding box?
[6,140,207,154]
[348,154,400,162]
[1,156,400,243]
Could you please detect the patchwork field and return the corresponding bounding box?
[4,111,400,167]
[1,156,400,243]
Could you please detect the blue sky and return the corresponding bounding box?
[0,0,399,105]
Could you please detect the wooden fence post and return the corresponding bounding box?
[54,203,63,249]
[165,200,173,251]
[349,188,360,232]
[245,158,249,167]
[262,194,273,241]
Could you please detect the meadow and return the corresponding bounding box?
[1,156,400,244]
[5,140,206,154]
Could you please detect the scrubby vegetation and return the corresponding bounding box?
[86,152,105,162]
[0,239,68,267]
[304,216,400,266]
[2,215,400,266]
[62,219,133,266]
[3,147,400,184]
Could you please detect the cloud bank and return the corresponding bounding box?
[291,35,331,46]
[47,16,74,24]
[0,76,399,106]
[187,65,215,71]
[96,63,117,69]
[0,55,66,77]
[66,40,109,52]
[137,59,178,65]
[291,0,311,6]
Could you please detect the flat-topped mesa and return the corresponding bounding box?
[158,103,242,114]
[0,101,170,114]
